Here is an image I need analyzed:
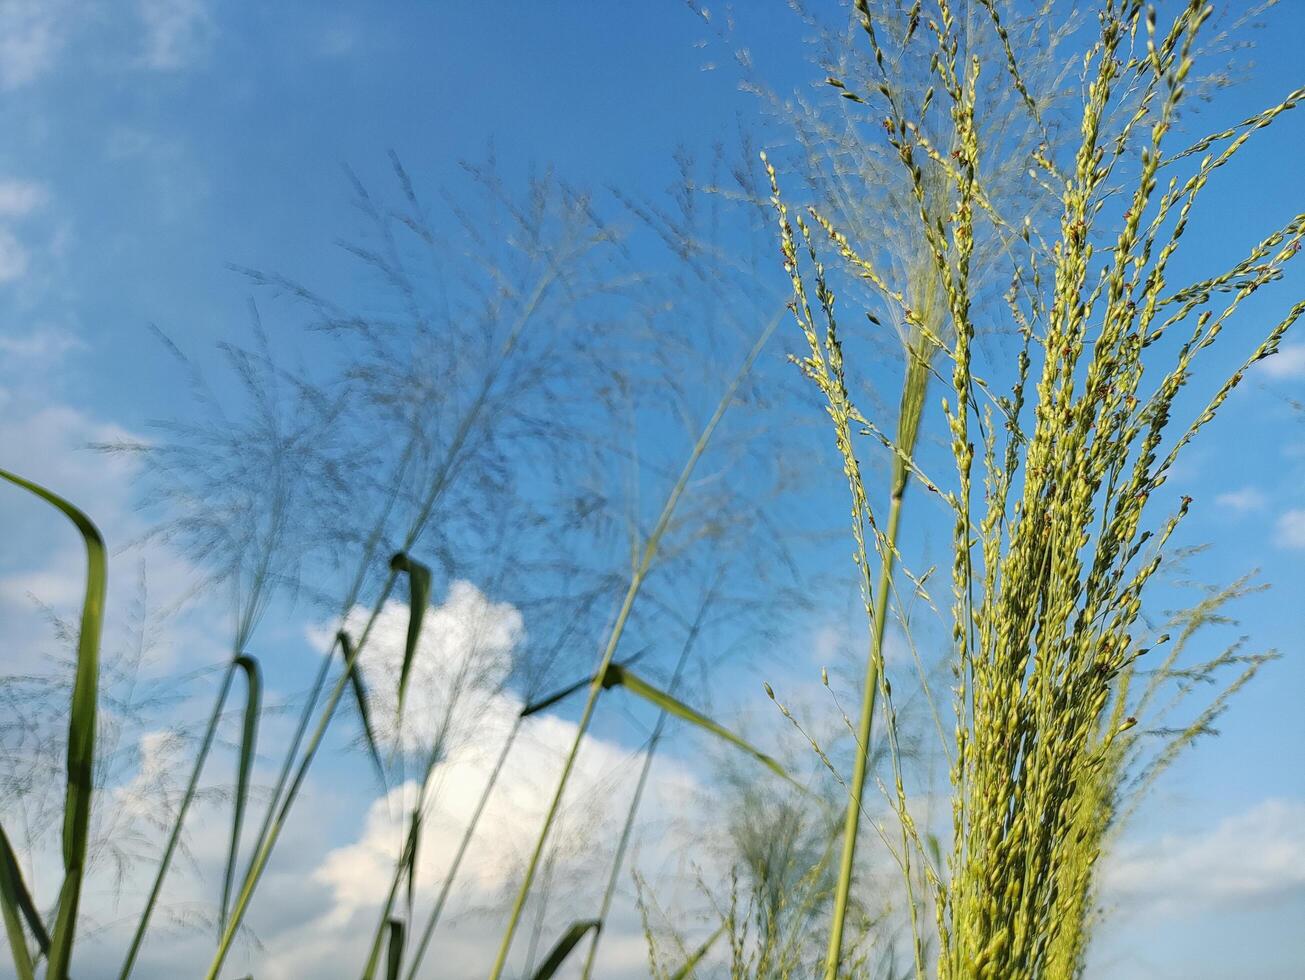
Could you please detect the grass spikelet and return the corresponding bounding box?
[766,1,1302,976]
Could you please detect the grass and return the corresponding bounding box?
[0,469,105,980]
[1,1,1300,978]
[766,0,1301,977]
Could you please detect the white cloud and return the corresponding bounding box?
[137,0,213,70]
[0,226,29,281]
[0,178,54,287]
[0,385,218,674]
[1276,509,1305,550]
[1256,343,1305,381]
[271,588,706,979]
[0,0,66,89]
[1214,486,1267,514]
[288,710,699,978]
[317,25,356,59]
[0,321,84,360]
[1101,799,1305,918]
[0,177,48,216]
[317,587,525,759]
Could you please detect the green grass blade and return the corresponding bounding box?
[385,918,405,980]
[0,468,105,980]
[0,822,41,979]
[220,654,262,937]
[530,920,601,980]
[517,675,591,718]
[518,650,653,718]
[603,666,797,788]
[338,630,385,779]
[361,811,422,980]
[667,922,726,980]
[0,822,50,959]
[388,553,431,728]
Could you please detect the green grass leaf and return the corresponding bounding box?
[385,917,405,980]
[0,821,44,980]
[603,665,797,788]
[388,552,432,728]
[530,919,601,980]
[0,468,105,980]
[338,630,385,779]
[220,654,262,936]
[518,649,653,718]
[667,922,726,980]
[517,674,591,718]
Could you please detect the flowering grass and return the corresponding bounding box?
[766,1,1301,977]
[1,2,1299,979]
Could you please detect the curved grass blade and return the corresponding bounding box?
[530,919,601,980]
[518,649,652,718]
[388,553,431,728]
[668,922,726,980]
[602,665,797,788]
[518,674,591,719]
[0,468,105,980]
[0,822,43,979]
[219,654,262,937]
[0,822,50,959]
[338,630,385,780]
[385,917,405,980]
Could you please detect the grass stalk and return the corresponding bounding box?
[402,715,524,980]
[205,257,566,980]
[578,575,721,979]
[116,659,241,980]
[823,487,903,980]
[486,315,780,980]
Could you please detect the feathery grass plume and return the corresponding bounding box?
[576,571,726,980]
[720,778,845,978]
[1044,566,1276,976]
[200,158,640,979]
[91,316,347,975]
[764,147,935,978]
[486,311,782,979]
[768,0,1301,976]
[0,565,193,899]
[576,407,809,976]
[487,142,815,977]
[716,2,1085,970]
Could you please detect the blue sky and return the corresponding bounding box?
[0,2,1302,978]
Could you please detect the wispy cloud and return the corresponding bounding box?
[137,0,213,70]
[1256,343,1305,381]
[1214,486,1268,514]
[1101,799,1305,918]
[0,175,55,286]
[0,321,84,360]
[0,177,48,217]
[1275,509,1305,550]
[0,0,68,89]
[0,227,30,282]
